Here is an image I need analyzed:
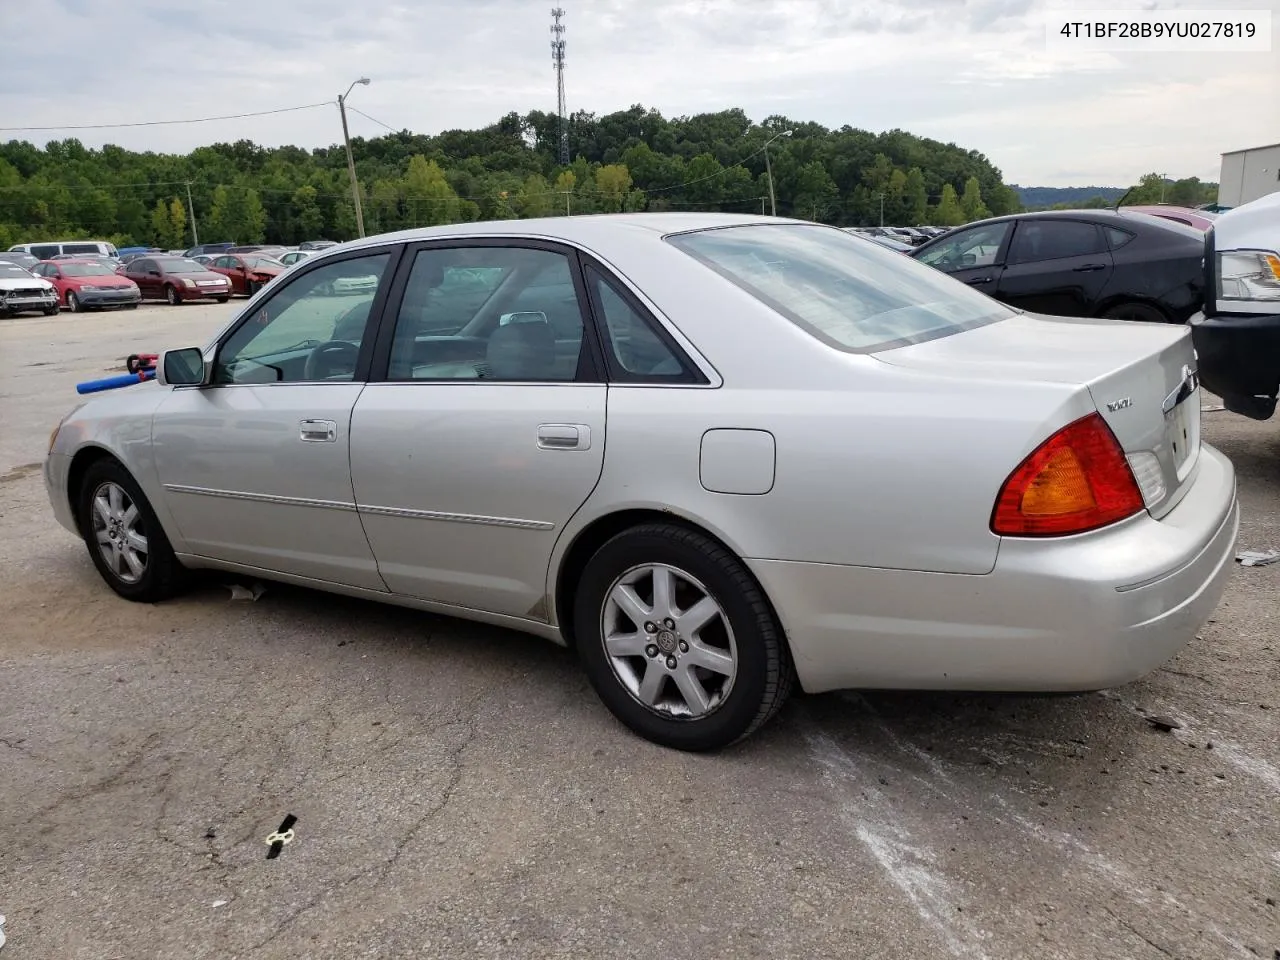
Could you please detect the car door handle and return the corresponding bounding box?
[965,276,993,285]
[299,419,337,442]
[537,423,590,451]
[1072,263,1107,272]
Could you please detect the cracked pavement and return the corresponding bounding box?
[1,303,1278,959]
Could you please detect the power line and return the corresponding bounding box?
[346,107,400,133]
[0,102,333,133]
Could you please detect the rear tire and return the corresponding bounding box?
[165,285,181,306]
[573,523,794,752]
[76,458,187,603]
[1102,301,1169,324]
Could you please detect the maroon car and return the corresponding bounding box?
[207,253,285,296]
[119,256,233,305]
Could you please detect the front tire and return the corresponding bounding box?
[165,285,181,306]
[216,296,229,304]
[67,291,81,313]
[573,523,794,752]
[76,459,187,603]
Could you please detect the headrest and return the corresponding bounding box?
[486,322,556,380]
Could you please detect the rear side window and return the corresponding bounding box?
[1105,227,1136,249]
[666,223,1012,353]
[1008,221,1106,264]
[31,245,59,260]
[63,243,100,255]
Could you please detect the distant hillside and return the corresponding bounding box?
[1012,185,1127,208]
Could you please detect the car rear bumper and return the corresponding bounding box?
[748,443,1238,694]
[1188,309,1280,419]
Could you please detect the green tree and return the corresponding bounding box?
[553,170,577,215]
[168,198,187,246]
[933,183,966,226]
[293,184,325,238]
[903,167,928,225]
[150,199,185,249]
[207,185,266,243]
[595,164,633,212]
[516,173,553,218]
[403,155,459,226]
[960,176,990,222]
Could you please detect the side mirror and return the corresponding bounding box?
[157,347,206,387]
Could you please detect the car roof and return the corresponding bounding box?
[338,212,796,254]
[47,257,110,264]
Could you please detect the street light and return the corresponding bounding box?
[338,77,371,238]
[763,129,793,217]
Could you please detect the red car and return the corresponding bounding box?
[33,258,141,312]
[207,253,285,296]
[1121,204,1219,232]
[118,255,233,305]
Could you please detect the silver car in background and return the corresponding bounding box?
[44,214,1238,751]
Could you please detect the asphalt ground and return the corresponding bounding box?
[1,301,1277,959]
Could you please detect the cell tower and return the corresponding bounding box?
[550,7,568,166]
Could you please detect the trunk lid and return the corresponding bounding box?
[874,312,1201,517]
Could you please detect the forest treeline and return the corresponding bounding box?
[0,104,1214,248]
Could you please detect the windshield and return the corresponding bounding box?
[155,258,207,274]
[250,257,283,269]
[666,223,1014,353]
[60,262,116,277]
[0,263,33,279]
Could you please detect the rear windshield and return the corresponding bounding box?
[60,262,116,276]
[0,263,32,279]
[666,223,1013,353]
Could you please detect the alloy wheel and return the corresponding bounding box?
[600,563,738,719]
[91,481,148,584]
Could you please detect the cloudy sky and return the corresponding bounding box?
[0,0,1275,187]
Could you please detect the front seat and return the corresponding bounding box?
[486,322,557,380]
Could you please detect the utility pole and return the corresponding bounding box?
[762,129,792,216]
[564,191,571,216]
[879,192,885,227]
[185,181,199,246]
[551,9,569,166]
[1159,172,1168,203]
[339,77,371,238]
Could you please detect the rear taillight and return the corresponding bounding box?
[991,412,1145,537]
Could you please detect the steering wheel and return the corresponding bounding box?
[304,340,360,380]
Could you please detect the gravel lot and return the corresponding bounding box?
[1,301,1277,960]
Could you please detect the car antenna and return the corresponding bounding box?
[1113,186,1134,212]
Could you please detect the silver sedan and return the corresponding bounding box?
[44,214,1239,751]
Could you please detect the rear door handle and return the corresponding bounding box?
[537,423,590,451]
[1072,263,1107,272]
[300,418,337,442]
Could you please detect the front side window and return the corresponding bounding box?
[667,223,1013,353]
[1007,220,1106,264]
[915,222,1011,270]
[214,252,391,385]
[387,246,586,381]
[134,259,156,274]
